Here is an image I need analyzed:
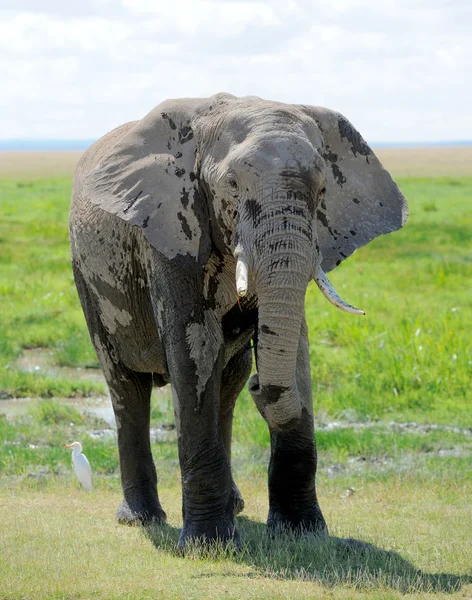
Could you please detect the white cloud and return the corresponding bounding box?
[1,0,471,142]
[122,0,282,34]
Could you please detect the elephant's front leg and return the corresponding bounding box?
[267,318,328,535]
[164,310,237,548]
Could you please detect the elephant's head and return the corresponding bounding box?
[85,93,408,430]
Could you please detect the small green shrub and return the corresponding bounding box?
[29,399,84,425]
[421,201,438,212]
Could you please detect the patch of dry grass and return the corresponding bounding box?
[0,151,82,178]
[375,146,472,177]
[1,146,471,180]
[0,476,470,599]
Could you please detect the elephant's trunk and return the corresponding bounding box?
[249,274,307,430]
[244,193,313,430]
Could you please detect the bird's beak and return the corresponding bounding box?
[64,444,72,448]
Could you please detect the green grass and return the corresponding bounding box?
[1,176,470,423]
[304,177,472,425]
[0,178,102,398]
[2,398,470,481]
[1,171,471,598]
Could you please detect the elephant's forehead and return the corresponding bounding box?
[228,132,322,169]
[200,104,323,165]
[222,103,309,134]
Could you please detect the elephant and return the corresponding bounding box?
[70,93,408,548]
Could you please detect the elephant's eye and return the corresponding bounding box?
[226,174,239,192]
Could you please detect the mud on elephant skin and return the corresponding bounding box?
[70,93,408,549]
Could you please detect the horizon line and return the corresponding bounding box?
[0,139,471,151]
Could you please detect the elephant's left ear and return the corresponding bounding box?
[300,105,409,273]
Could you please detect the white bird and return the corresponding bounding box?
[64,441,92,491]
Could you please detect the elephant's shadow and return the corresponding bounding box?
[143,517,470,593]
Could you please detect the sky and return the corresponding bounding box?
[1,0,471,144]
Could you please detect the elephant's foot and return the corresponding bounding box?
[116,497,166,526]
[178,517,240,550]
[232,480,245,515]
[267,504,328,537]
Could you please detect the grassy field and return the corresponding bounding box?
[0,150,471,599]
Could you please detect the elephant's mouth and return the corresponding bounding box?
[235,253,364,315]
[248,373,260,393]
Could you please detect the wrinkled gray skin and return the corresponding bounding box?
[70,93,408,548]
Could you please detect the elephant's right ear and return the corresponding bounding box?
[84,98,211,270]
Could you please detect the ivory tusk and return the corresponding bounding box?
[313,266,365,315]
[236,255,249,297]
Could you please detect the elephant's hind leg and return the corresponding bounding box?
[96,343,166,525]
[106,362,166,526]
[220,342,252,515]
[73,268,165,525]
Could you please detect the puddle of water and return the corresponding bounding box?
[84,397,115,426]
[3,349,470,450]
[16,348,106,384]
[316,418,471,436]
[6,348,175,435]
[0,397,40,419]
[0,394,177,443]
[0,394,114,423]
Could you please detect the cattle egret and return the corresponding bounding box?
[64,441,92,491]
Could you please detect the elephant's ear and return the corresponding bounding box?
[300,105,408,273]
[84,98,212,270]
